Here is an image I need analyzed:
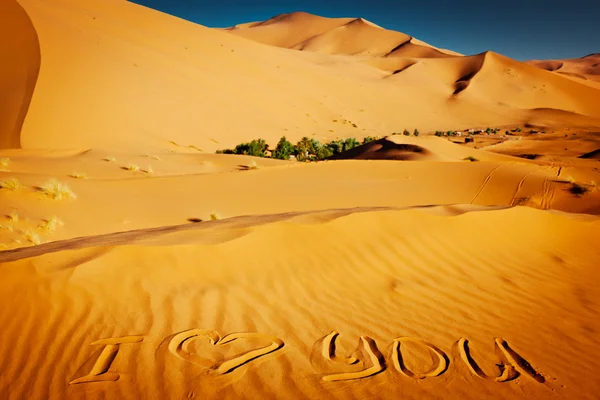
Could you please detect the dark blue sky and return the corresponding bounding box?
[130,0,599,61]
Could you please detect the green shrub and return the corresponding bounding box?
[403,129,410,136]
[362,136,379,145]
[413,129,420,137]
[234,138,268,157]
[435,131,443,137]
[342,138,360,151]
[272,136,296,160]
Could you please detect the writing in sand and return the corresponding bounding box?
[70,329,545,385]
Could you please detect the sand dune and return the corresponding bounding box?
[2,1,600,399]
[1,139,599,247]
[5,0,598,152]
[0,0,40,148]
[227,11,460,58]
[528,54,600,82]
[1,206,600,399]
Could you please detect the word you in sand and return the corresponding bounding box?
[70,329,545,385]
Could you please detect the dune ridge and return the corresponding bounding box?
[227,11,460,58]
[528,54,600,83]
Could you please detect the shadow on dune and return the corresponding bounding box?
[0,0,41,149]
[328,138,430,161]
[579,149,600,160]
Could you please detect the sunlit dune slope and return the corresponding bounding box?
[528,53,600,82]
[12,0,600,152]
[1,207,600,399]
[226,11,460,58]
[0,0,40,148]
[1,139,599,247]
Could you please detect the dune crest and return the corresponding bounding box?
[228,11,461,58]
[528,54,600,82]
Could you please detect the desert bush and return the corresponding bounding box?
[0,177,23,191]
[210,213,222,221]
[362,136,379,145]
[39,179,76,200]
[315,146,333,160]
[272,136,296,160]
[463,156,479,162]
[218,138,269,157]
[39,216,64,232]
[246,160,258,170]
[235,139,268,157]
[0,157,9,171]
[413,129,420,137]
[7,211,18,222]
[435,131,443,137]
[0,223,13,232]
[126,163,140,171]
[447,131,455,136]
[403,129,410,136]
[69,172,87,179]
[21,229,42,245]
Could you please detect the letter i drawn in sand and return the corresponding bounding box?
[69,336,144,385]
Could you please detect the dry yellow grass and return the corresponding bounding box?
[0,224,14,232]
[126,163,140,171]
[210,212,222,221]
[39,179,77,200]
[38,216,64,233]
[0,157,9,171]
[20,229,42,245]
[6,211,18,223]
[103,156,116,162]
[0,177,23,191]
[69,172,87,179]
[144,165,153,174]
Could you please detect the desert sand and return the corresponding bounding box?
[1,0,600,399]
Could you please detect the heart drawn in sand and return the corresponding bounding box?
[168,329,285,374]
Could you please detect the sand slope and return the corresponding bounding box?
[0,0,41,148]
[2,3,600,400]
[528,54,600,82]
[226,11,460,58]
[1,207,600,399]
[11,0,600,152]
[1,137,599,247]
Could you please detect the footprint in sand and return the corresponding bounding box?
[168,329,284,375]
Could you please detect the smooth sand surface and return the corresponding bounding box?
[9,0,600,151]
[2,1,600,399]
